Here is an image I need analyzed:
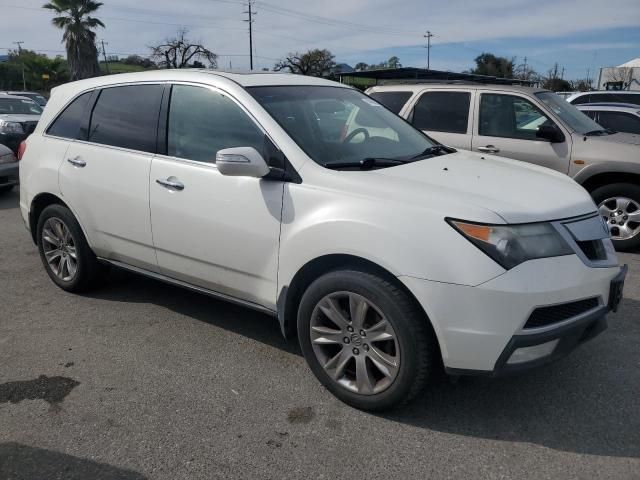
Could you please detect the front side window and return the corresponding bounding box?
[167,85,264,163]
[412,91,470,133]
[368,91,412,114]
[248,86,437,168]
[47,92,92,139]
[88,85,163,153]
[597,111,640,134]
[479,93,554,140]
[0,97,43,115]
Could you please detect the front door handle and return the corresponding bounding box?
[156,177,185,191]
[477,145,500,154]
[67,156,86,167]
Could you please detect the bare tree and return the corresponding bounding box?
[150,28,217,69]
[274,49,335,77]
[606,67,633,87]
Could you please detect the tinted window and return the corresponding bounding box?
[479,94,555,140]
[597,111,640,134]
[47,92,92,139]
[570,94,591,105]
[572,93,640,106]
[88,85,163,153]
[167,85,264,163]
[368,91,412,114]
[535,92,601,135]
[412,91,470,133]
[583,110,598,121]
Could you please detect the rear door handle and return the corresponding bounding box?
[67,156,86,167]
[477,145,500,154]
[156,177,185,191]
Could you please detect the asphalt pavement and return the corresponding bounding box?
[1,188,639,479]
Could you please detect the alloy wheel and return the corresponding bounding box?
[310,291,400,395]
[41,217,78,282]
[598,196,640,241]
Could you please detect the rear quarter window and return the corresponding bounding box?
[368,91,412,114]
[46,92,92,139]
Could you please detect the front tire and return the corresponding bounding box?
[297,270,438,411]
[36,204,103,292]
[591,183,640,251]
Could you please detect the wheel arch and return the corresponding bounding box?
[277,253,442,358]
[29,192,70,244]
[576,169,640,193]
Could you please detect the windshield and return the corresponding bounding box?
[0,97,43,115]
[535,91,603,135]
[247,86,437,168]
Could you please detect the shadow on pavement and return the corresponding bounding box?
[0,443,147,480]
[0,188,19,211]
[87,267,640,459]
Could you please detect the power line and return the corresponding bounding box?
[100,40,110,74]
[243,1,256,70]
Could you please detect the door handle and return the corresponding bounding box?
[477,145,500,154]
[67,156,86,167]
[156,177,185,191]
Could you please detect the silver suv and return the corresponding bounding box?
[366,84,640,250]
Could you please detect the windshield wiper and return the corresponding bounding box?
[410,145,455,159]
[584,128,616,136]
[324,158,406,170]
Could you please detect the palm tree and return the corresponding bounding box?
[43,0,105,81]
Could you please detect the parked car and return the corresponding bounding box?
[577,103,640,135]
[0,93,42,154]
[6,91,48,107]
[566,91,640,106]
[20,71,626,411]
[366,84,640,250]
[555,91,578,100]
[0,142,18,194]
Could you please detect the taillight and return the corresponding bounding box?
[17,140,26,161]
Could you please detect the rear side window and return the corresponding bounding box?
[47,92,92,139]
[412,91,470,133]
[597,111,640,134]
[88,85,163,153]
[368,91,412,114]
[167,85,264,163]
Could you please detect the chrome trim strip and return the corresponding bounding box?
[98,258,276,316]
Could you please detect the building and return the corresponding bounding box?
[337,67,535,90]
[598,58,640,91]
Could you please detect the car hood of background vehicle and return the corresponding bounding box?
[372,149,596,224]
[0,114,40,123]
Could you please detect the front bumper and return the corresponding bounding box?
[0,161,19,187]
[400,255,625,373]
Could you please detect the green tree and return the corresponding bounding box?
[387,56,401,69]
[43,0,105,81]
[274,49,335,77]
[471,53,514,78]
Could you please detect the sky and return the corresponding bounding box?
[1,0,639,81]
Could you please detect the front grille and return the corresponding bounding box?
[525,297,599,329]
[22,121,38,135]
[576,239,607,261]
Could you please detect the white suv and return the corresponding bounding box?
[20,71,626,410]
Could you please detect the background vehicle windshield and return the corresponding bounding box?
[0,97,43,115]
[248,86,436,166]
[535,92,603,134]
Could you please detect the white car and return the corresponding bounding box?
[19,71,626,410]
[577,103,640,135]
[566,90,640,106]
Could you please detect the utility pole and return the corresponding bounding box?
[561,66,565,80]
[523,56,528,79]
[586,68,590,88]
[423,31,434,70]
[13,41,26,90]
[243,1,256,70]
[100,40,110,74]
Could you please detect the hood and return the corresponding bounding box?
[0,114,40,123]
[588,131,640,146]
[372,149,596,224]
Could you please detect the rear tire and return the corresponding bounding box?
[36,204,104,292]
[297,270,438,411]
[591,183,640,251]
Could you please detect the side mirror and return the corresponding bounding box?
[536,125,565,143]
[216,147,270,178]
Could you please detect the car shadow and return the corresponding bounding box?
[0,443,147,479]
[85,267,640,459]
[0,188,19,210]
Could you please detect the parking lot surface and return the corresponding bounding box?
[1,188,639,479]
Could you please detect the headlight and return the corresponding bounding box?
[0,120,24,134]
[448,219,573,269]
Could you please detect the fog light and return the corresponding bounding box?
[507,339,559,365]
